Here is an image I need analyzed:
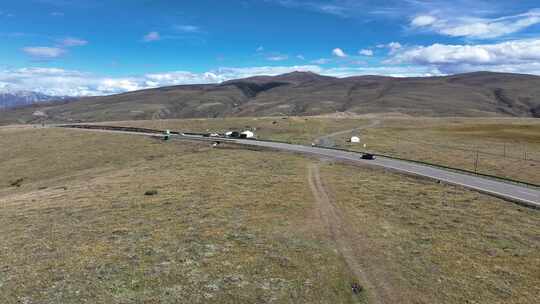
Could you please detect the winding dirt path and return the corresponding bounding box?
[308,163,395,304]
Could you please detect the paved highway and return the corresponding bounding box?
[61,126,540,208]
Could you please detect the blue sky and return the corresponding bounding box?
[1,0,540,96]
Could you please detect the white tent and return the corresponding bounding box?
[241,130,255,138]
[350,136,360,143]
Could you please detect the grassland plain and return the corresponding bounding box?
[110,116,370,145]
[319,162,540,304]
[0,127,359,304]
[338,118,540,185]
[1,125,539,304]
[107,116,540,184]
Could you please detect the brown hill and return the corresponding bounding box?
[1,71,540,124]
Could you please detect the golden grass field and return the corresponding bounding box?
[0,127,358,304]
[340,118,540,185]
[1,118,539,303]
[109,116,540,184]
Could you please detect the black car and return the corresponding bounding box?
[361,153,375,160]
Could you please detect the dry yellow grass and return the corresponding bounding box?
[1,123,539,304]
[319,162,540,304]
[343,118,540,184]
[109,116,368,145]
[0,127,359,304]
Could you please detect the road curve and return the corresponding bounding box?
[59,126,540,208]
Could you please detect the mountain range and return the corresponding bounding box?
[1,71,539,125]
[0,90,69,109]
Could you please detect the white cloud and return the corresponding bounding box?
[267,0,349,17]
[411,15,437,27]
[332,48,347,57]
[392,39,540,65]
[61,37,88,47]
[317,4,348,17]
[377,42,402,53]
[174,25,200,33]
[22,47,65,58]
[0,65,324,96]
[323,66,442,78]
[296,54,305,60]
[143,31,160,42]
[256,46,264,52]
[6,51,540,98]
[359,49,373,56]
[388,42,402,50]
[97,79,142,93]
[0,68,96,96]
[411,9,540,39]
[389,38,540,74]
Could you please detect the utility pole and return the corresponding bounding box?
[474,149,479,173]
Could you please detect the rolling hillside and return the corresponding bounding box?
[1,71,540,124]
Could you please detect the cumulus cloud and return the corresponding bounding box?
[392,39,540,65]
[7,45,540,98]
[410,9,540,39]
[143,31,160,42]
[359,49,373,56]
[22,47,65,59]
[0,68,97,96]
[332,48,347,57]
[0,65,323,96]
[296,54,305,60]
[389,38,540,74]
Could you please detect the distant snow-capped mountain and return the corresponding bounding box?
[0,90,71,109]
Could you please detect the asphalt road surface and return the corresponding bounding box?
[60,126,540,208]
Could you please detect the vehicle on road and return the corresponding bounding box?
[361,153,375,160]
[163,129,171,140]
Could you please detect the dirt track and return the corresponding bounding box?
[308,163,396,304]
